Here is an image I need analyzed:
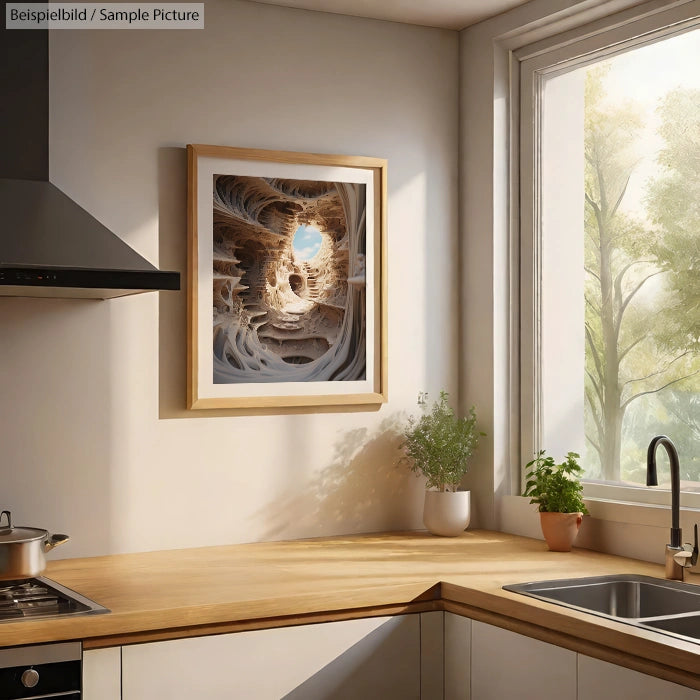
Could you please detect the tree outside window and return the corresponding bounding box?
[581,30,700,487]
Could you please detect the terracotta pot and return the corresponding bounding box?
[423,491,470,537]
[539,511,583,552]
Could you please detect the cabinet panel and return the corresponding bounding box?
[83,647,121,700]
[444,612,470,700]
[578,655,700,699]
[122,614,420,700]
[420,611,444,700]
[471,621,576,700]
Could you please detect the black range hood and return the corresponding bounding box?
[0,12,180,299]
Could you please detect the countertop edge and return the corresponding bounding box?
[77,583,700,690]
[1,531,698,690]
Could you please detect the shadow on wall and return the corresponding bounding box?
[157,146,188,419]
[254,414,425,541]
[281,616,420,700]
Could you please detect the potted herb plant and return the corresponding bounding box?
[523,450,589,551]
[401,391,483,536]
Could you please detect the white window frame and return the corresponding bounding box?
[516,1,700,510]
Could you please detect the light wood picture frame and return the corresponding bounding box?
[187,144,388,410]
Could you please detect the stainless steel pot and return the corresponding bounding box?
[0,511,69,580]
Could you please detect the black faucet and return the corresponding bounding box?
[646,435,698,580]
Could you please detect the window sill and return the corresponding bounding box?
[584,497,700,528]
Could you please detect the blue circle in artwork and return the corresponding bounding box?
[293,225,322,261]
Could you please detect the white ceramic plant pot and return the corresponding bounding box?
[423,490,471,537]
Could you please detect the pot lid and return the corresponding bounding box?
[0,511,47,543]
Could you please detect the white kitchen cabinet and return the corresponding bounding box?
[444,612,470,700]
[578,654,700,699]
[470,620,577,700]
[88,610,700,700]
[421,611,444,699]
[83,647,121,700]
[122,614,420,700]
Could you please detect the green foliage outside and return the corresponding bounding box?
[401,391,483,492]
[583,64,700,484]
[523,451,589,514]
[620,390,700,484]
[647,88,700,354]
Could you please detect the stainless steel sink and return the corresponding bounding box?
[504,574,700,645]
[644,614,700,641]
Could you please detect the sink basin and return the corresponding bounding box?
[504,574,700,618]
[643,614,700,641]
[504,574,700,645]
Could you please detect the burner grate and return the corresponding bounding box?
[0,578,109,621]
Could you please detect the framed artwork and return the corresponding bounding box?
[186,144,388,409]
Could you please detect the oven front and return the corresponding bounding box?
[0,642,81,699]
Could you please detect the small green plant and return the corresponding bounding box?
[401,391,483,492]
[523,450,589,514]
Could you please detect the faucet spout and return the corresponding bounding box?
[646,435,681,548]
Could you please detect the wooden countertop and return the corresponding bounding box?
[3,531,699,688]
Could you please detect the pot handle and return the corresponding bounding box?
[0,511,12,530]
[45,534,70,552]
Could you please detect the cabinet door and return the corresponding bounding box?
[471,621,577,700]
[421,611,444,699]
[578,655,700,699]
[83,648,121,700]
[444,612,471,700]
[122,614,420,700]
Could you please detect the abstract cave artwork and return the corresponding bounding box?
[187,145,387,410]
[212,175,366,384]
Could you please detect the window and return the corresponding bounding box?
[519,4,700,506]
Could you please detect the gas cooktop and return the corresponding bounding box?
[0,577,109,621]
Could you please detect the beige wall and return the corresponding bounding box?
[0,0,459,557]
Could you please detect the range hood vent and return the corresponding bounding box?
[0,11,180,299]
